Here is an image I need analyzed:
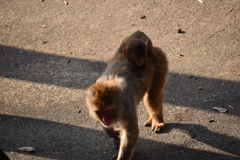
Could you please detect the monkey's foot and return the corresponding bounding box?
[151,122,165,133]
[144,118,152,127]
[113,137,120,149]
[144,114,165,133]
[112,130,120,149]
[111,153,118,160]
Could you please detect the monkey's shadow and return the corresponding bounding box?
[1,114,239,160]
[1,45,239,116]
[1,45,240,159]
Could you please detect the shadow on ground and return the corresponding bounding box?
[0,114,239,160]
[1,45,239,116]
[0,45,107,89]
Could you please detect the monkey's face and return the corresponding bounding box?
[87,105,118,127]
[95,108,115,126]
[132,56,145,66]
[122,38,148,67]
[86,81,122,127]
[130,52,146,66]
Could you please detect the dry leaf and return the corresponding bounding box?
[212,107,228,113]
[18,146,36,152]
[228,104,234,108]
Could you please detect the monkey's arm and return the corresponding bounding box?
[117,127,139,160]
[103,127,120,147]
[116,109,139,160]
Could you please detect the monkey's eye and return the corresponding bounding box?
[95,109,113,115]
[105,109,113,114]
[95,111,103,114]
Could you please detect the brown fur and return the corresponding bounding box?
[86,31,168,160]
[119,31,159,64]
[121,38,148,66]
[89,81,121,110]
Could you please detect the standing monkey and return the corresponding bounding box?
[86,31,168,160]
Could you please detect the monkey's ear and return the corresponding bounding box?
[146,40,153,57]
[89,83,98,97]
[145,41,149,56]
[122,48,129,56]
[145,41,149,46]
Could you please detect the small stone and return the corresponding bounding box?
[209,120,216,123]
[64,0,68,5]
[179,54,184,57]
[177,29,186,34]
[198,87,203,90]
[140,15,146,19]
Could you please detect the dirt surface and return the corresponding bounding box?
[0,0,240,160]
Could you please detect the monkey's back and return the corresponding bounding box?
[98,52,155,103]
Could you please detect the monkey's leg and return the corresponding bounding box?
[143,55,167,133]
[143,90,165,133]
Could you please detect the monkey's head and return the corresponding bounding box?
[86,80,123,127]
[122,39,148,67]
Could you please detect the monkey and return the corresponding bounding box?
[86,31,168,160]
[118,31,159,68]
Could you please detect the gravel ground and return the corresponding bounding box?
[0,0,239,160]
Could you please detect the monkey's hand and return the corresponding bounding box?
[113,136,120,149]
[111,153,118,160]
[144,114,165,133]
